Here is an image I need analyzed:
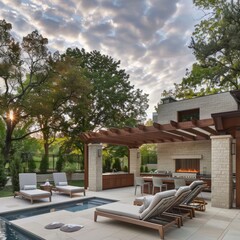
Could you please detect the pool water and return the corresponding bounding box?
[0,197,115,240]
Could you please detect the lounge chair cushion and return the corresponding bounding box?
[189,180,204,190]
[20,189,50,197]
[56,185,84,193]
[96,202,141,219]
[138,196,154,213]
[23,185,36,190]
[140,189,176,219]
[175,186,190,197]
[58,182,68,186]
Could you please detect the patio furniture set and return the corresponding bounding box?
[14,172,85,204]
[95,180,207,239]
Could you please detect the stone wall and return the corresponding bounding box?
[157,140,211,175]
[156,92,237,124]
[211,135,233,208]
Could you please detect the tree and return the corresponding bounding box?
[163,1,240,99]
[28,54,91,157]
[0,19,52,164]
[61,48,149,153]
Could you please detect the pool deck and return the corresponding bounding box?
[0,187,240,240]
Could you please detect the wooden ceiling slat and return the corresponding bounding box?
[183,128,210,139]
[80,118,216,146]
[200,126,218,135]
[169,130,196,140]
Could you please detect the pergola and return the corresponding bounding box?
[80,112,240,208]
[80,118,217,147]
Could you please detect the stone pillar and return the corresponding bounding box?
[88,143,102,191]
[129,148,141,177]
[211,135,233,208]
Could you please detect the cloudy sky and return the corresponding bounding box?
[0,0,203,119]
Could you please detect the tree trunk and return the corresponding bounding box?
[3,119,14,165]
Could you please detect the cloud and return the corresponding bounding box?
[0,0,201,119]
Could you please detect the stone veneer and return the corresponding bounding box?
[129,148,141,177]
[157,140,211,175]
[157,92,237,124]
[88,143,102,191]
[211,135,233,208]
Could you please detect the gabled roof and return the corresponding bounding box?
[80,118,218,148]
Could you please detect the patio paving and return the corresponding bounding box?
[0,187,239,240]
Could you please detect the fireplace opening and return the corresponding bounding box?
[175,159,200,173]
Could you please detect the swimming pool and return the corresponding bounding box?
[0,197,115,239]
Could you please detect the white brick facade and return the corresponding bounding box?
[157,92,237,124]
[88,143,102,191]
[129,148,141,178]
[211,135,233,208]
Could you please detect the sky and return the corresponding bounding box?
[0,0,203,120]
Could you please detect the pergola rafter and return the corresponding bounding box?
[80,118,217,147]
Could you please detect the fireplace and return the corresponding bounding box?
[175,159,200,173]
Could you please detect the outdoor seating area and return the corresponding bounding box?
[14,172,85,204]
[1,185,239,240]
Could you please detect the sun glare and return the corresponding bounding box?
[9,110,14,121]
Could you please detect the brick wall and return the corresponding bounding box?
[211,135,233,208]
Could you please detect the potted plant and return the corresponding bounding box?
[63,163,77,181]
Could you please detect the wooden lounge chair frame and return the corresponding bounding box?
[14,173,51,204]
[163,186,193,226]
[53,172,85,198]
[95,194,180,239]
[177,182,208,217]
[14,190,51,204]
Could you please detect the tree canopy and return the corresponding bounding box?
[162,0,240,99]
[0,19,149,163]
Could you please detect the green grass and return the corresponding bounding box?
[0,180,85,198]
[0,185,14,197]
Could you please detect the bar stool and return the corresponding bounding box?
[174,178,186,190]
[152,177,167,194]
[134,177,151,195]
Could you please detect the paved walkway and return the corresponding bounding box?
[0,187,239,240]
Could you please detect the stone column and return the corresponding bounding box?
[88,143,102,191]
[129,148,141,177]
[211,135,233,208]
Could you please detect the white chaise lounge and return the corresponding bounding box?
[95,189,180,239]
[53,172,85,198]
[14,173,51,204]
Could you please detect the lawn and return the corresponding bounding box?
[0,180,84,198]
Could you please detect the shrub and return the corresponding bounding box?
[0,153,7,189]
[63,163,77,180]
[144,165,149,173]
[140,165,144,173]
[103,156,111,172]
[112,158,121,171]
[27,153,36,172]
[39,154,49,173]
[123,165,128,172]
[10,157,22,192]
[56,154,64,172]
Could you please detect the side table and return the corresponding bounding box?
[40,185,53,195]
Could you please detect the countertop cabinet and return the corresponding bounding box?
[102,173,134,190]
